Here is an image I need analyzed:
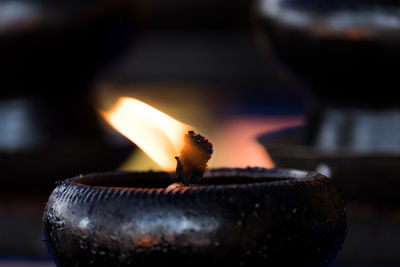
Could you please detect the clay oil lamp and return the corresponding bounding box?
[0,0,148,192]
[255,0,400,203]
[43,97,346,266]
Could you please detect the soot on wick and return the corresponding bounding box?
[175,130,213,185]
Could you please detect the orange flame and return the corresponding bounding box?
[101,97,192,171]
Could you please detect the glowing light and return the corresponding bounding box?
[210,116,303,168]
[101,97,192,171]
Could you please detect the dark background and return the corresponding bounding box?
[1,0,400,266]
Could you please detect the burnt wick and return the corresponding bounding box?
[175,130,213,185]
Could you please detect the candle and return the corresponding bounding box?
[43,97,346,267]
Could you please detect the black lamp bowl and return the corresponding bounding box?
[256,0,400,148]
[0,0,146,192]
[43,167,346,267]
[256,0,400,108]
[0,0,142,98]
